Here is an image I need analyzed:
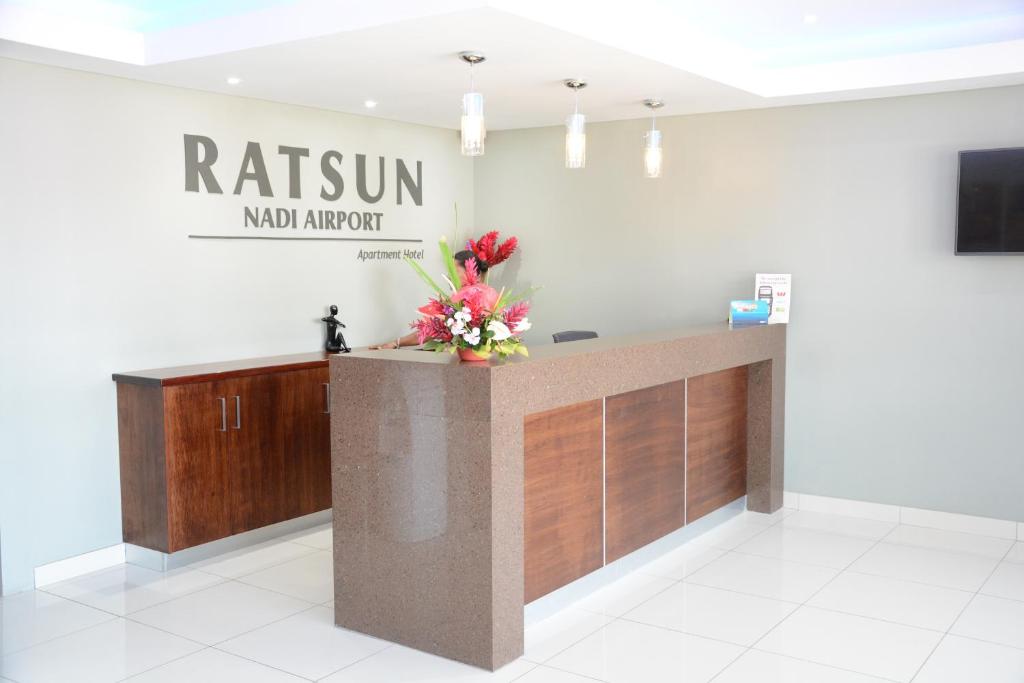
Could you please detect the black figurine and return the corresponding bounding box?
[321,305,351,353]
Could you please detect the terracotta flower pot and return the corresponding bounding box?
[458,347,490,362]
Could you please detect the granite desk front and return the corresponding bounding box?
[329,323,786,670]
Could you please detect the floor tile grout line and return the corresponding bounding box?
[837,568,991,595]
[708,519,900,681]
[909,539,1021,682]
[682,561,1024,644]
[194,543,323,582]
[740,648,904,683]
[36,571,231,620]
[750,513,1017,560]
[512,661,609,683]
[211,644,323,682]
[528,513,785,669]
[0,602,120,659]
[309,643,397,682]
[112,645,216,683]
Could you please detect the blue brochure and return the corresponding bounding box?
[729,300,770,326]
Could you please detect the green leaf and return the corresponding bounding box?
[438,236,461,291]
[502,285,542,307]
[516,345,530,357]
[404,257,445,296]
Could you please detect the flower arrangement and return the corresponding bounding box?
[406,235,531,361]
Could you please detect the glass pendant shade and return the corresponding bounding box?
[461,91,485,156]
[643,129,663,178]
[565,112,586,169]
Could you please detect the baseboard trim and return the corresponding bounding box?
[34,544,126,588]
[34,509,332,588]
[784,490,1021,540]
[127,509,332,572]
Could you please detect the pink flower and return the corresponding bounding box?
[451,283,499,322]
[460,257,481,286]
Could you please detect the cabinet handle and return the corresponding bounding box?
[217,397,227,432]
[323,383,331,414]
[233,395,241,430]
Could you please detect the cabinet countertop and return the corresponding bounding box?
[112,351,336,387]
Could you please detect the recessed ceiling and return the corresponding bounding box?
[1,0,1022,130]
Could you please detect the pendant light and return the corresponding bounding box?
[564,79,587,169]
[459,51,486,157]
[642,99,664,178]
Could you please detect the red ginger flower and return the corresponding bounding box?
[467,231,517,268]
[417,298,447,317]
[503,301,530,329]
[492,236,518,266]
[412,317,452,344]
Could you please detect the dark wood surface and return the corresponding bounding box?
[605,381,687,563]
[117,383,170,552]
[112,352,334,387]
[686,366,749,523]
[163,380,234,551]
[523,400,604,603]
[117,361,333,553]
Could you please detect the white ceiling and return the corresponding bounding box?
[2,0,1023,130]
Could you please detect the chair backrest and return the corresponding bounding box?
[552,330,598,343]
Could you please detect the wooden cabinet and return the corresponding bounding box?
[114,353,333,553]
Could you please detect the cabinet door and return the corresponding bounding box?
[222,374,284,533]
[277,367,332,517]
[163,381,233,551]
[224,369,331,535]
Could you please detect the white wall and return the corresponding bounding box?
[4,55,1024,594]
[475,85,1024,524]
[0,58,474,593]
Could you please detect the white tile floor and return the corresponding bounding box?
[2,509,1024,682]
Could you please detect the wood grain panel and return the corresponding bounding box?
[524,400,604,603]
[163,380,233,551]
[686,366,749,523]
[117,382,169,551]
[605,381,686,563]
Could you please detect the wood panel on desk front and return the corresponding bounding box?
[523,400,604,603]
[686,366,749,523]
[605,381,687,563]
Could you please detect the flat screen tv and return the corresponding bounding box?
[956,147,1024,254]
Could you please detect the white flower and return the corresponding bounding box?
[512,317,532,333]
[453,308,472,324]
[463,327,481,345]
[445,318,454,327]
[451,321,466,336]
[487,320,513,341]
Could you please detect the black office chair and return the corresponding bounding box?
[552,330,598,343]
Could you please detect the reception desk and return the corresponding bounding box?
[329,322,785,670]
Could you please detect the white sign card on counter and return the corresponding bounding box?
[755,273,792,324]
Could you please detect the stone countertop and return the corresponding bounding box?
[332,322,784,368]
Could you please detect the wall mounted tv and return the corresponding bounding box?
[956,147,1024,254]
